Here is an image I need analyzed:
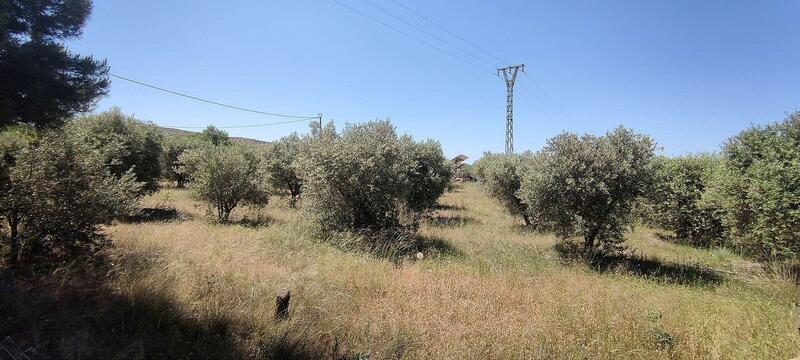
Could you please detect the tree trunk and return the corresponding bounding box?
[584,229,598,255]
[217,204,226,222]
[8,216,19,263]
[522,214,531,226]
[288,182,300,208]
[176,178,185,188]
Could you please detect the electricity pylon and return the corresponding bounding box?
[497,64,524,154]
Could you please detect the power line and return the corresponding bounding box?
[109,73,319,119]
[383,1,571,123]
[520,71,570,121]
[387,0,508,65]
[356,0,497,68]
[515,85,565,124]
[163,117,313,129]
[329,0,496,76]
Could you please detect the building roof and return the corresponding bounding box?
[452,154,469,164]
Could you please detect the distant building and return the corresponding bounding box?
[451,154,474,181]
[451,154,468,168]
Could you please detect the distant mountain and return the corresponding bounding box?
[156,126,269,146]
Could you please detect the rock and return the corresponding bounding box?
[275,288,290,320]
[415,252,424,260]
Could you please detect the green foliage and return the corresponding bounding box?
[297,120,450,235]
[473,152,533,225]
[645,155,728,247]
[66,107,163,192]
[200,125,230,146]
[1,130,141,260]
[709,112,800,259]
[399,136,451,216]
[0,124,36,181]
[160,135,205,188]
[180,144,269,222]
[263,133,303,206]
[454,163,475,181]
[0,0,109,127]
[518,127,656,252]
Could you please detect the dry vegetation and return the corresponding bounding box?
[5,183,799,359]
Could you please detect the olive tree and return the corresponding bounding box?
[296,120,449,235]
[67,107,163,192]
[201,125,230,146]
[518,127,656,253]
[398,136,452,219]
[1,131,141,261]
[160,135,205,188]
[263,133,303,207]
[709,112,800,259]
[473,152,534,226]
[645,155,728,247]
[180,144,269,222]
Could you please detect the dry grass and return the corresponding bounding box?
[5,183,800,359]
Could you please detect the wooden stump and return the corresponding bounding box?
[275,288,290,320]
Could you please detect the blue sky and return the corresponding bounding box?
[68,0,799,161]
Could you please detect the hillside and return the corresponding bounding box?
[157,126,269,146]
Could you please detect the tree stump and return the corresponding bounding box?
[275,288,290,320]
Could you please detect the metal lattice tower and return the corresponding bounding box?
[497,64,524,154]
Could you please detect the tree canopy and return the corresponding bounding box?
[519,127,656,253]
[1,0,109,128]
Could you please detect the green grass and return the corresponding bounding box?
[2,182,798,359]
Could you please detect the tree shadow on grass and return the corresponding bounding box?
[434,204,465,211]
[0,252,353,359]
[553,241,724,286]
[121,207,187,223]
[229,215,282,229]
[426,215,478,227]
[367,234,463,264]
[653,232,726,250]
[405,234,463,258]
[330,231,463,264]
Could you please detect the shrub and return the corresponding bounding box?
[645,155,728,247]
[160,135,205,188]
[67,107,163,192]
[518,127,656,253]
[454,163,475,182]
[709,112,800,259]
[473,152,534,225]
[296,120,449,235]
[263,133,303,207]
[399,136,452,215]
[180,144,269,222]
[1,131,141,261]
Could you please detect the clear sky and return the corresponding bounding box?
[67,0,799,161]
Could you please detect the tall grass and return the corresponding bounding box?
[3,183,798,359]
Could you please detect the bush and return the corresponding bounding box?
[645,155,728,247]
[1,131,141,261]
[518,127,656,253]
[399,136,452,215]
[296,120,449,235]
[180,144,269,222]
[67,107,163,192]
[454,163,475,182]
[160,135,205,188]
[710,112,800,259]
[263,133,303,207]
[473,152,534,225]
